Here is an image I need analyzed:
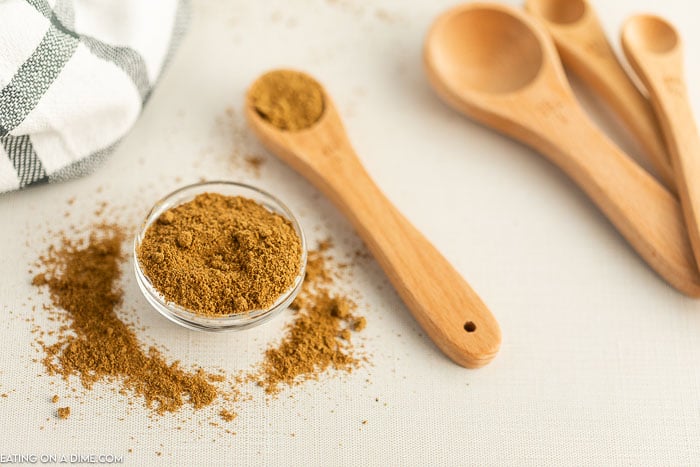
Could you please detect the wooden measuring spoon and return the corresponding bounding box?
[622,15,700,272]
[245,70,501,368]
[524,0,675,192]
[424,3,700,297]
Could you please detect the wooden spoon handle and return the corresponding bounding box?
[537,104,700,296]
[525,1,676,192]
[324,157,501,368]
[246,96,501,368]
[622,40,700,272]
[651,83,700,271]
[565,44,673,187]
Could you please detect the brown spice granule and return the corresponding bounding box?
[331,298,350,318]
[51,395,59,403]
[353,317,367,332]
[33,224,220,415]
[208,374,226,383]
[57,407,70,419]
[137,193,302,316]
[256,244,366,395]
[244,156,265,174]
[220,409,237,422]
[249,70,325,131]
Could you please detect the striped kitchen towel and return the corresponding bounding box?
[0,0,188,193]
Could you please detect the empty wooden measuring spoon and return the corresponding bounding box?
[524,0,675,192]
[622,15,700,271]
[245,70,501,368]
[424,3,700,296]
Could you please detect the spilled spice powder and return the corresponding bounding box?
[57,407,70,419]
[137,193,302,316]
[249,70,325,131]
[220,409,237,422]
[29,199,367,425]
[244,156,265,175]
[32,224,220,415]
[353,317,367,331]
[255,242,366,395]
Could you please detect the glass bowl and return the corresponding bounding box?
[133,181,307,332]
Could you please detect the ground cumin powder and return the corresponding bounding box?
[137,193,302,316]
[249,70,324,131]
[255,242,366,395]
[32,224,220,415]
[30,201,367,421]
[57,407,70,419]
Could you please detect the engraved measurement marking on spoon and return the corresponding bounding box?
[663,76,686,98]
[536,100,569,124]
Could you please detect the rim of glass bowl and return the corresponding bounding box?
[133,181,307,332]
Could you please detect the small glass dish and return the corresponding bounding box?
[133,181,307,332]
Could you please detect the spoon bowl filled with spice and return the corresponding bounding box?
[134,181,307,331]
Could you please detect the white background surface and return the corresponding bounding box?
[2,0,700,465]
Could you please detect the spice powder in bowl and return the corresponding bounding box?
[134,181,306,331]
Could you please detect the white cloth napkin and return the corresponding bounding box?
[0,0,187,193]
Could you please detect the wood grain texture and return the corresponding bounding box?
[245,73,501,369]
[424,3,700,297]
[622,14,700,272]
[524,0,676,193]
